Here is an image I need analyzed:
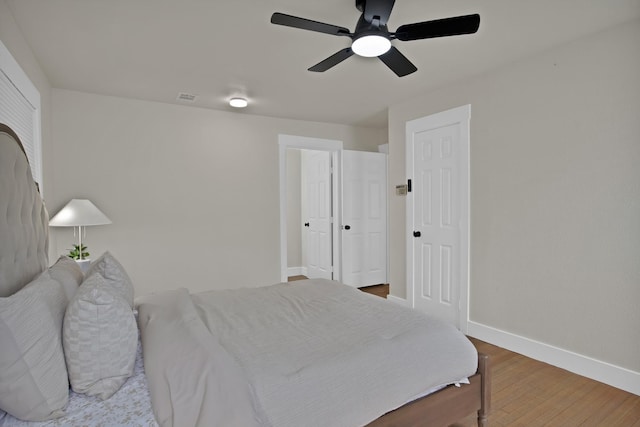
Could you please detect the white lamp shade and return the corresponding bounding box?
[49,199,112,227]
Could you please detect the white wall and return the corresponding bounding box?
[50,89,385,296]
[388,20,640,375]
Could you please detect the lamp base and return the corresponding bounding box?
[76,258,91,273]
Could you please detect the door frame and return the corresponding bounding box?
[406,105,470,333]
[278,134,343,282]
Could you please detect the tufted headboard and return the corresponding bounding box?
[0,123,49,297]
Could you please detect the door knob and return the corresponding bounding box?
[413,231,421,237]
[343,225,351,230]
[304,222,310,227]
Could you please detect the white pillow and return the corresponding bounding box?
[86,251,134,307]
[63,272,138,400]
[0,271,69,421]
[48,256,83,302]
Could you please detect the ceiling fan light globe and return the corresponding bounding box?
[352,35,391,57]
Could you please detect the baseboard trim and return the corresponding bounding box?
[467,321,640,396]
[386,294,410,307]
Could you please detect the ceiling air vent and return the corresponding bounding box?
[176,92,198,103]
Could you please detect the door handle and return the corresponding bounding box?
[343,225,351,230]
[304,222,309,227]
[413,231,421,237]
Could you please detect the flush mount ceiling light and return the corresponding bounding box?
[229,97,248,108]
[351,34,391,57]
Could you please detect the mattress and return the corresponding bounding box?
[137,278,478,427]
[0,338,157,427]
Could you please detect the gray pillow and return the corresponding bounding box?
[86,251,134,307]
[48,256,83,302]
[0,271,69,421]
[63,272,138,400]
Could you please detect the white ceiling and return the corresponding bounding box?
[6,0,640,128]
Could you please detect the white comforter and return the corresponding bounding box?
[137,279,477,427]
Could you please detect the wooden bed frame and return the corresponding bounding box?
[368,353,490,427]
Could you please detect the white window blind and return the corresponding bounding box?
[0,41,42,189]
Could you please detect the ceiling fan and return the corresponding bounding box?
[271,0,480,77]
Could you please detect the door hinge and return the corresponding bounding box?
[407,179,412,192]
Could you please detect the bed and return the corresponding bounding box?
[0,122,490,426]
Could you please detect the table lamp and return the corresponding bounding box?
[49,199,111,269]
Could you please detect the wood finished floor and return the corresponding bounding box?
[289,277,640,426]
[453,337,640,427]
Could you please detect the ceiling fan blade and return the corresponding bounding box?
[395,14,480,41]
[308,48,355,72]
[363,0,395,25]
[378,46,417,77]
[271,13,351,37]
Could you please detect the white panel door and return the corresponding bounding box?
[341,150,387,287]
[304,150,332,280]
[407,106,469,330]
